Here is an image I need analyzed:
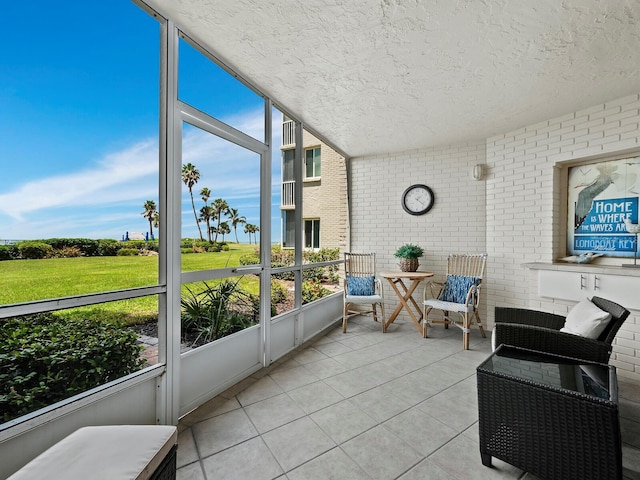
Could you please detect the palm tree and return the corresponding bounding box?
[141,200,157,239]
[228,207,246,243]
[244,223,259,244]
[219,221,231,242]
[200,187,211,206]
[211,198,230,243]
[199,205,216,243]
[182,163,203,240]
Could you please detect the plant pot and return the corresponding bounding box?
[399,258,419,272]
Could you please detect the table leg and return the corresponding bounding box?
[383,278,424,334]
[382,279,403,332]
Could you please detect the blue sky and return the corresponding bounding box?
[0,1,281,243]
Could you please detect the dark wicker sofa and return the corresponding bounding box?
[493,296,630,364]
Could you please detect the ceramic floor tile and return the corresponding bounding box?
[244,392,306,433]
[310,399,378,444]
[176,461,206,480]
[201,437,283,480]
[428,433,523,479]
[292,346,330,364]
[180,396,241,426]
[191,408,258,457]
[332,349,381,369]
[262,417,336,472]
[380,371,445,407]
[322,366,384,398]
[348,385,413,423]
[177,428,199,468]
[236,375,285,407]
[176,321,640,480]
[383,407,459,456]
[300,357,348,379]
[287,447,371,480]
[397,458,458,480]
[287,380,345,414]
[416,384,478,432]
[270,364,320,391]
[312,340,354,357]
[341,425,424,480]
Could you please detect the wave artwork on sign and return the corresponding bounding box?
[567,156,640,257]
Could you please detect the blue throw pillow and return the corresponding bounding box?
[439,275,480,303]
[347,275,375,296]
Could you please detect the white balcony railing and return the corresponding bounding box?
[282,120,295,147]
[281,180,295,208]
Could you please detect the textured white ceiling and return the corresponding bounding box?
[145,0,640,157]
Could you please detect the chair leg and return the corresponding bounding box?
[372,304,378,322]
[463,312,470,350]
[422,306,429,338]
[342,303,349,333]
[475,310,486,338]
[443,311,450,329]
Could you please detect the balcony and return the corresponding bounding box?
[282,120,295,148]
[281,180,295,209]
[175,317,640,479]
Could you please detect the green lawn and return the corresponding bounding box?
[0,243,260,325]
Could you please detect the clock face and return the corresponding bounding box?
[401,184,434,215]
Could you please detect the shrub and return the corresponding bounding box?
[239,253,260,265]
[271,280,288,305]
[301,280,332,304]
[45,238,99,256]
[271,245,294,266]
[0,313,145,423]
[181,279,258,346]
[0,244,17,261]
[51,246,83,258]
[16,241,54,259]
[117,248,140,256]
[97,239,120,256]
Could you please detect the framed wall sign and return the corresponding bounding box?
[568,155,640,257]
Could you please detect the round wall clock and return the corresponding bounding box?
[401,184,435,215]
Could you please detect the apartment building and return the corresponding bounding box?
[280,117,348,251]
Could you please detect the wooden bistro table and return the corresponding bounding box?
[379,271,434,334]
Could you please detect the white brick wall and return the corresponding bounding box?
[349,92,640,381]
[350,142,487,325]
[486,92,640,381]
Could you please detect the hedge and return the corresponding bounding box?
[0,314,145,422]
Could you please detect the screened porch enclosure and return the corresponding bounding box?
[0,2,346,477]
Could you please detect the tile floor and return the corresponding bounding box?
[175,314,640,480]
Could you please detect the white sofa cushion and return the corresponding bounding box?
[560,298,612,339]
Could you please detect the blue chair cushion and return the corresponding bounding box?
[438,275,481,304]
[347,275,375,296]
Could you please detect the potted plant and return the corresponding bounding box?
[394,244,424,272]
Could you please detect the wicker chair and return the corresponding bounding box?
[493,296,630,364]
[343,252,384,333]
[423,253,487,349]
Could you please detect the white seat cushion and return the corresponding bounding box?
[345,294,383,303]
[424,299,469,313]
[8,425,177,480]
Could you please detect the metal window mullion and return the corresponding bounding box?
[157,19,182,426]
[294,121,304,310]
[180,102,267,155]
[261,99,272,366]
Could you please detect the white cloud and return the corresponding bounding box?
[0,108,281,240]
[0,139,158,220]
